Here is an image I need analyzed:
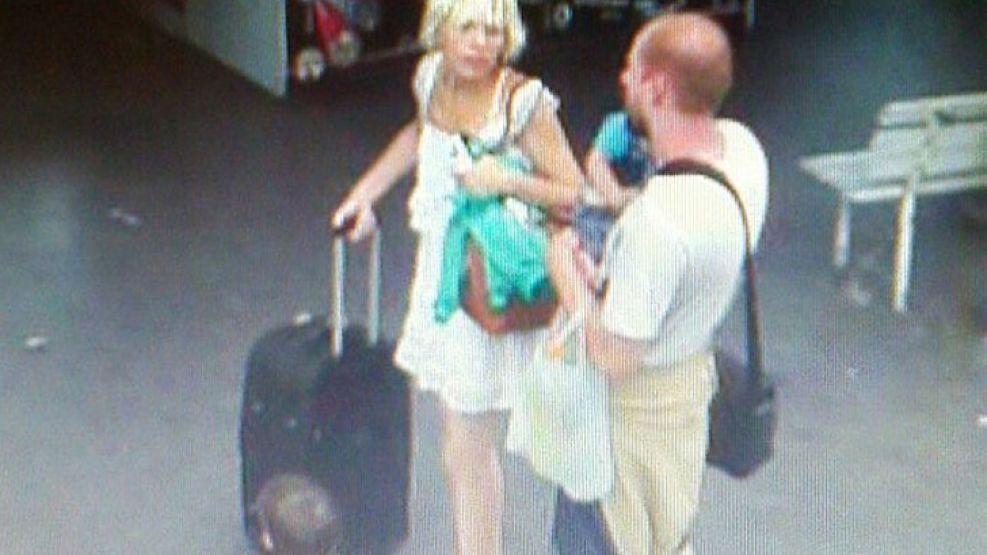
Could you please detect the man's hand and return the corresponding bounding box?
[549,228,650,381]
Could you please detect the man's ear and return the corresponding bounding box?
[645,70,670,107]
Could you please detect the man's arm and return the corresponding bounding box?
[583,306,653,380]
[550,225,682,380]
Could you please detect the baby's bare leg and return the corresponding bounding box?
[546,227,582,314]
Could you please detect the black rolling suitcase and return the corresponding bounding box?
[240,229,411,554]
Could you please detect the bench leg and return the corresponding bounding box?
[833,198,851,269]
[892,192,916,313]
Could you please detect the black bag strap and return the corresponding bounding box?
[461,74,532,157]
[657,159,766,382]
[484,75,536,155]
[504,75,532,141]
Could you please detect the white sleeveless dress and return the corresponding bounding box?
[392,52,559,414]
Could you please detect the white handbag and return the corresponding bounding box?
[506,314,614,501]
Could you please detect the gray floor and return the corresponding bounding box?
[2,1,986,554]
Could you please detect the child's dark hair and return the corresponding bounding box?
[253,473,341,555]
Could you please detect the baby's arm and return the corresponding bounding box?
[544,228,600,358]
[585,148,637,210]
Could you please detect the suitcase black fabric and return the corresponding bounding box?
[240,319,410,554]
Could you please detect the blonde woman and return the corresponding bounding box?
[331,0,583,552]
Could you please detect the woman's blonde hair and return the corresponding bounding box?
[418,0,527,62]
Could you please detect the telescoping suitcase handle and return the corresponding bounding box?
[330,215,381,358]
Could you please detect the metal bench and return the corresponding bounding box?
[800,92,987,312]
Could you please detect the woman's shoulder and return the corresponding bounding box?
[502,68,553,98]
[502,68,559,133]
[501,67,531,90]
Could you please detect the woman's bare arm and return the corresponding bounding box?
[584,148,636,209]
[340,120,419,207]
[332,120,419,240]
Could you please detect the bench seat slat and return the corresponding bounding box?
[878,92,987,127]
[800,151,987,199]
[868,121,987,152]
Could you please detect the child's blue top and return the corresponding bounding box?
[591,111,655,188]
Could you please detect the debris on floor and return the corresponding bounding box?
[842,279,872,307]
[293,311,314,326]
[977,414,987,429]
[24,335,49,351]
[109,207,142,228]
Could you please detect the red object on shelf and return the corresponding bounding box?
[314,0,348,52]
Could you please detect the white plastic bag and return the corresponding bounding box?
[506,315,613,501]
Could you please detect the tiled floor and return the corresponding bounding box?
[1,1,985,554]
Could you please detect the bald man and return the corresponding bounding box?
[550,13,768,554]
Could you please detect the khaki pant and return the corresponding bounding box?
[600,352,716,555]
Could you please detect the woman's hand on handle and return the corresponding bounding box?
[331,199,377,242]
[330,119,419,242]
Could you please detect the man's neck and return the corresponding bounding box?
[648,111,723,165]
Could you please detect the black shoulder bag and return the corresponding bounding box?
[660,159,778,479]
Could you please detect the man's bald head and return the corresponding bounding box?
[630,13,733,114]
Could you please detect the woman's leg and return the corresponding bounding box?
[441,406,505,555]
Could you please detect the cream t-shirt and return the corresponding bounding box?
[599,119,769,367]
